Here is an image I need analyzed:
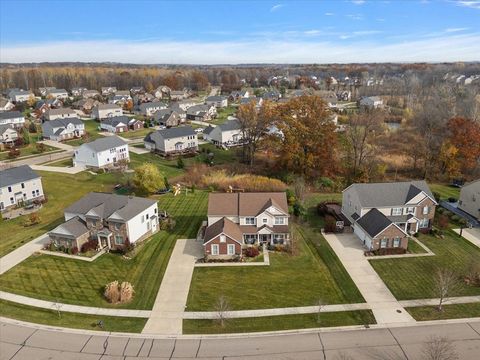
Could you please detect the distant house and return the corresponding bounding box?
[99,116,130,134]
[48,192,158,251]
[34,101,50,117]
[82,90,100,99]
[360,96,383,108]
[108,91,132,105]
[262,90,281,101]
[39,87,57,97]
[0,98,15,112]
[240,97,263,107]
[101,87,117,96]
[0,124,19,146]
[130,86,144,95]
[144,126,197,155]
[8,90,33,103]
[128,118,144,131]
[170,90,188,101]
[203,119,243,147]
[186,104,216,121]
[46,89,69,100]
[42,117,85,141]
[0,165,45,212]
[458,179,480,221]
[71,87,88,97]
[45,98,64,109]
[342,181,437,251]
[45,108,77,121]
[138,101,168,116]
[72,98,101,114]
[133,93,155,104]
[154,85,171,99]
[92,104,123,120]
[203,192,290,259]
[74,136,129,169]
[205,95,228,108]
[153,109,183,127]
[0,111,25,128]
[337,90,351,101]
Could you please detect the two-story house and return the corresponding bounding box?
[99,116,129,134]
[73,136,129,169]
[48,192,159,251]
[204,192,290,259]
[70,87,87,97]
[0,165,45,212]
[359,96,383,108]
[42,117,85,141]
[458,179,480,222]
[144,126,197,155]
[186,104,216,121]
[46,89,69,100]
[205,95,228,108]
[0,111,25,128]
[153,109,183,127]
[342,180,437,251]
[138,101,168,117]
[203,119,243,147]
[92,104,123,120]
[8,89,33,103]
[0,124,19,146]
[45,107,77,121]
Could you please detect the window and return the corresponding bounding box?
[274,217,285,225]
[391,208,402,216]
[211,244,219,255]
[8,186,12,192]
[245,217,255,225]
[114,223,121,230]
[154,208,157,214]
[406,207,415,214]
[419,218,429,229]
[393,237,401,248]
[220,235,226,243]
[21,183,25,189]
[227,244,235,255]
[115,236,124,245]
[423,206,430,215]
[380,238,388,248]
[35,190,40,196]
[273,234,285,244]
[10,197,14,204]
[244,234,256,244]
[32,191,36,196]
[146,214,149,220]
[262,218,267,224]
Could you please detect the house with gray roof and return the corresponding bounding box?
[186,104,216,121]
[92,104,123,120]
[42,117,85,141]
[342,180,437,251]
[205,95,228,108]
[73,136,129,168]
[0,111,25,128]
[458,179,480,222]
[8,89,33,103]
[144,126,197,155]
[46,88,69,100]
[45,107,77,121]
[153,109,183,127]
[138,101,168,116]
[0,124,19,146]
[359,96,383,108]
[203,119,243,147]
[0,165,44,212]
[99,116,129,134]
[49,192,159,252]
[0,98,15,112]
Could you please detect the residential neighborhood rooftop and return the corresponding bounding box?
[0,165,40,188]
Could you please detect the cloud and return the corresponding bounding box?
[455,0,480,9]
[444,27,469,32]
[2,33,479,64]
[270,4,284,12]
[346,13,364,20]
[351,0,366,4]
[325,12,334,16]
[339,30,382,39]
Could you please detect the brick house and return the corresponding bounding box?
[342,180,437,251]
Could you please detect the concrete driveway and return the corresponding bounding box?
[142,239,203,335]
[454,228,480,249]
[0,233,50,275]
[323,232,415,325]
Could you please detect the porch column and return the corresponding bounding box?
[96,234,103,250]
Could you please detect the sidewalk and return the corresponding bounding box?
[1,150,73,168]
[0,233,50,275]
[38,140,76,151]
[399,295,480,308]
[142,239,203,335]
[323,232,416,325]
[30,164,85,174]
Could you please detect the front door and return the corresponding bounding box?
[100,236,109,249]
[261,234,269,244]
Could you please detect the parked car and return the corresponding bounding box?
[194,127,204,133]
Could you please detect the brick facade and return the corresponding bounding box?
[371,224,408,250]
[415,197,436,232]
[205,234,242,259]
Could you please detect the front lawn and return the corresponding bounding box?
[369,231,480,300]
[0,299,147,333]
[65,120,104,146]
[406,303,480,321]
[42,158,73,167]
[183,310,375,334]
[0,143,58,161]
[0,191,208,309]
[210,105,237,125]
[118,127,152,139]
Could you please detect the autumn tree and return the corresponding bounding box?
[438,141,460,180]
[434,268,461,312]
[274,96,338,179]
[191,71,210,91]
[133,163,165,194]
[446,117,480,175]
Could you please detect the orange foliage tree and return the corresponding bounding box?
[447,117,480,174]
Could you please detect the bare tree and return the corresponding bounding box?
[422,335,459,360]
[214,295,230,328]
[434,268,461,311]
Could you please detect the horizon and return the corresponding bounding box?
[1,0,480,64]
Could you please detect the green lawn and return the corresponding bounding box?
[370,231,480,300]
[0,299,147,333]
[0,143,58,161]
[187,143,237,166]
[0,171,119,257]
[406,303,480,321]
[118,127,152,139]
[42,158,73,167]
[210,105,237,125]
[128,152,184,178]
[183,310,375,334]
[406,238,428,254]
[0,191,208,309]
[430,184,460,200]
[65,120,104,146]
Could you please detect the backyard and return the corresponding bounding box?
[64,119,104,146]
[117,127,152,139]
[210,105,237,125]
[0,191,208,309]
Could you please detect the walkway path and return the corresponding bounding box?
[400,295,480,308]
[142,239,203,335]
[38,139,76,151]
[0,233,50,275]
[1,150,73,168]
[129,145,149,154]
[454,228,480,249]
[30,164,85,174]
[323,232,416,325]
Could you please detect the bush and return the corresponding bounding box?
[436,207,444,214]
[28,121,37,133]
[36,142,46,153]
[451,215,461,223]
[432,192,441,202]
[159,217,176,231]
[324,215,337,233]
[71,247,78,255]
[373,248,407,256]
[104,281,120,304]
[81,239,98,253]
[437,214,450,230]
[24,212,41,227]
[177,157,185,169]
[293,201,305,217]
[200,169,287,192]
[119,281,134,303]
[8,148,20,159]
[243,246,260,257]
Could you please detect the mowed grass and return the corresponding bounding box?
[183,310,376,334]
[430,183,460,200]
[210,105,237,125]
[42,157,73,167]
[370,231,480,300]
[128,152,184,179]
[0,191,208,309]
[65,120,104,146]
[0,143,58,161]
[118,127,152,139]
[406,303,480,321]
[0,171,118,257]
[0,299,147,333]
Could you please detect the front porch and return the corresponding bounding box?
[243,232,289,246]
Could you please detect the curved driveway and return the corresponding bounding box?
[1,318,480,359]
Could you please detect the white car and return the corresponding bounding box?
[194,127,204,133]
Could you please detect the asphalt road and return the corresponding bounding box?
[1,319,480,359]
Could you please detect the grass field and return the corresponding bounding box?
[183,310,375,334]
[0,191,208,309]
[0,143,58,161]
[42,157,73,167]
[0,299,147,333]
[118,127,152,139]
[210,105,237,125]
[128,152,184,178]
[406,303,480,321]
[370,231,480,300]
[0,171,118,257]
[430,183,460,200]
[65,120,104,146]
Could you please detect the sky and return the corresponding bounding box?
[1,0,479,64]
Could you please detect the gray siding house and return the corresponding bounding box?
[144,126,198,155]
[42,117,85,141]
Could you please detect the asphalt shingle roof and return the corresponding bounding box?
[81,136,126,152]
[0,165,40,188]
[0,111,23,120]
[356,208,394,238]
[145,126,195,142]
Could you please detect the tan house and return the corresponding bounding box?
[458,179,480,221]
[45,107,77,121]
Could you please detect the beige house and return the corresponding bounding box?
[458,180,480,221]
[45,108,77,121]
[92,104,123,120]
[144,126,197,155]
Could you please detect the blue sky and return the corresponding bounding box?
[1,0,479,63]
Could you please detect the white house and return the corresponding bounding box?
[99,116,129,133]
[0,98,15,112]
[359,96,383,108]
[73,136,129,169]
[39,87,57,97]
[101,87,117,96]
[46,89,69,100]
[41,117,85,141]
[0,165,45,212]
[0,124,19,146]
[92,104,123,120]
[203,119,243,146]
[45,108,77,121]
[144,126,197,155]
[138,101,168,116]
[0,111,25,128]
[8,90,33,103]
[205,96,228,108]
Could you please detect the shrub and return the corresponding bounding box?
[432,192,441,202]
[24,212,41,227]
[8,148,20,159]
[159,217,176,231]
[177,157,185,169]
[437,214,450,230]
[293,201,305,217]
[201,170,287,192]
[119,281,135,303]
[373,248,407,256]
[71,247,78,255]
[28,121,37,133]
[35,142,46,153]
[436,207,444,214]
[324,215,337,233]
[244,246,260,257]
[451,215,461,223]
[81,239,98,253]
[104,281,120,304]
